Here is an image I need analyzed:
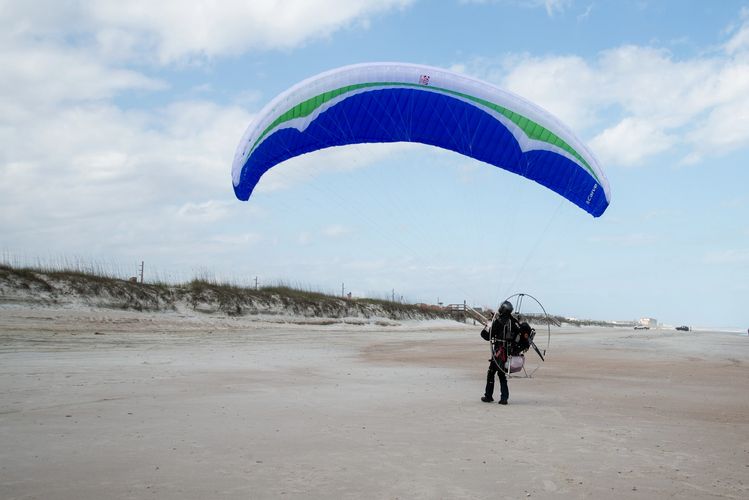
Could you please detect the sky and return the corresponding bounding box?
[1,0,747,329]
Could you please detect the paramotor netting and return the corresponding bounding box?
[503,292,551,362]
[231,62,610,217]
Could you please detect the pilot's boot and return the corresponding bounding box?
[498,371,509,405]
[481,369,494,402]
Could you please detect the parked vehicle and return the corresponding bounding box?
[675,325,690,331]
[634,325,649,330]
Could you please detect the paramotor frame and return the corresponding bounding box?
[503,292,552,377]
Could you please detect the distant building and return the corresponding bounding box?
[638,317,658,328]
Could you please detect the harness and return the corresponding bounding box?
[488,314,514,373]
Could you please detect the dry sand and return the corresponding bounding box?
[1,306,747,499]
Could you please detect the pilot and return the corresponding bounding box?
[481,300,519,405]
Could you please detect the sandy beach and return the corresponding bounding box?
[1,306,747,499]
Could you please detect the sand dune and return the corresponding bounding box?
[1,306,747,499]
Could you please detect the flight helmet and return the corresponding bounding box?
[498,300,514,317]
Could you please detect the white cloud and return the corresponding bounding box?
[0,43,165,114]
[686,79,749,156]
[177,200,233,222]
[577,3,593,22]
[0,100,253,254]
[499,54,604,130]
[322,225,350,237]
[590,118,676,167]
[703,249,749,265]
[587,233,658,245]
[724,7,749,55]
[641,209,681,221]
[457,14,749,168]
[542,0,572,16]
[290,224,352,246]
[298,232,312,245]
[458,0,571,17]
[209,232,263,247]
[1,0,414,64]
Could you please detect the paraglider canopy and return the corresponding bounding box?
[232,62,610,217]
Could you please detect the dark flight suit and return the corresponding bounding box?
[483,314,519,404]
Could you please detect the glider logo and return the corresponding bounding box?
[586,184,598,205]
[419,74,430,85]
